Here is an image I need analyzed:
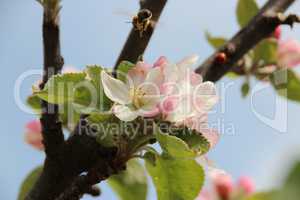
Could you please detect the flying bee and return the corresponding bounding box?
[114,9,154,37]
[132,9,153,37]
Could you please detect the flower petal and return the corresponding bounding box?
[154,56,168,68]
[177,54,199,68]
[166,95,194,122]
[237,176,255,194]
[101,71,131,104]
[278,39,300,68]
[113,105,138,121]
[127,63,149,87]
[193,81,218,112]
[190,72,203,86]
[26,120,42,133]
[144,67,164,86]
[25,120,44,151]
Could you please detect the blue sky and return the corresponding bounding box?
[1,0,300,199]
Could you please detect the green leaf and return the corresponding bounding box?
[241,82,250,98]
[254,39,278,64]
[275,162,300,200]
[205,32,227,49]
[27,95,41,111]
[166,125,210,155]
[108,159,148,200]
[87,112,112,123]
[85,65,112,111]
[226,72,239,79]
[35,73,86,104]
[236,0,259,27]
[157,128,196,159]
[270,69,300,102]
[116,61,135,82]
[145,126,205,200]
[18,166,43,200]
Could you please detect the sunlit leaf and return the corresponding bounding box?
[108,159,148,200]
[241,82,250,98]
[254,39,278,64]
[237,0,259,27]
[205,32,227,49]
[35,73,86,104]
[18,166,43,200]
[144,126,204,200]
[116,61,135,82]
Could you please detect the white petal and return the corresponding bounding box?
[177,54,199,68]
[144,67,164,86]
[166,95,193,122]
[113,105,138,121]
[193,81,218,111]
[101,71,131,104]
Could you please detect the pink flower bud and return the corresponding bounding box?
[278,39,300,68]
[62,66,79,73]
[237,176,255,195]
[154,56,168,68]
[24,120,44,151]
[273,26,281,40]
[213,173,233,200]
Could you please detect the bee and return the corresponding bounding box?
[132,9,153,37]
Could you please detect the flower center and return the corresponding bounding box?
[130,87,147,108]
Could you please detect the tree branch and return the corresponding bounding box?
[38,0,65,157]
[114,0,167,70]
[196,0,297,82]
[26,117,119,200]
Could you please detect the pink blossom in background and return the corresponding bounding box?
[237,176,255,194]
[277,39,300,68]
[212,172,234,200]
[197,173,255,200]
[273,26,281,40]
[24,120,44,151]
[62,66,80,73]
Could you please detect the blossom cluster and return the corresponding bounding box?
[101,55,219,146]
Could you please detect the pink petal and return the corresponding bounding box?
[237,176,255,195]
[26,120,42,134]
[273,26,281,40]
[136,61,152,69]
[212,173,234,200]
[190,72,203,86]
[153,56,168,68]
[25,120,44,151]
[142,107,160,118]
[278,39,300,68]
[127,64,149,86]
[62,66,79,73]
[160,96,179,114]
